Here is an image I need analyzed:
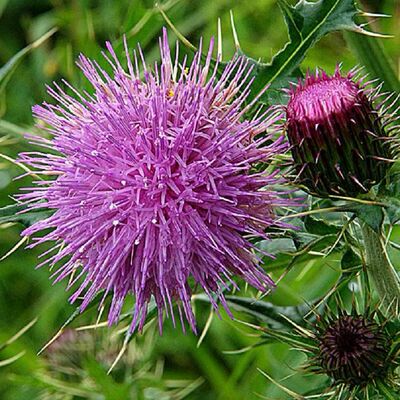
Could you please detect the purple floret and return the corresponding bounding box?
[18,29,292,333]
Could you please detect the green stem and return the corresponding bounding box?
[361,223,400,313]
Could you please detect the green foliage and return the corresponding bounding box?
[0,203,53,227]
[379,165,400,224]
[238,0,366,104]
[344,29,400,95]
[341,247,362,270]
[345,203,384,232]
[0,318,36,367]
[303,215,340,235]
[0,28,57,94]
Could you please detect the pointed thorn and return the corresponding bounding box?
[230,10,241,50]
[217,18,223,60]
[358,11,391,19]
[354,27,394,39]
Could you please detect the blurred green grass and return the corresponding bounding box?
[0,0,399,399]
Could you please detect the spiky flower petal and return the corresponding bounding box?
[285,67,394,197]
[18,29,292,333]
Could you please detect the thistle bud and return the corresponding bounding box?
[317,314,391,386]
[285,68,393,197]
[256,299,400,398]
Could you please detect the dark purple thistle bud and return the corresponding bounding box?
[316,314,391,387]
[285,68,393,197]
[255,300,400,397]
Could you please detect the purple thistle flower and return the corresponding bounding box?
[285,67,394,197]
[18,29,291,333]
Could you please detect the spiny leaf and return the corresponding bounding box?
[38,291,107,355]
[341,247,362,271]
[378,168,400,224]
[376,380,400,400]
[261,328,317,350]
[344,21,400,96]
[245,0,368,104]
[257,368,305,399]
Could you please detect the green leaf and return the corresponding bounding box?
[0,318,37,352]
[344,203,384,232]
[245,0,363,104]
[383,197,400,225]
[261,329,317,351]
[38,291,108,355]
[0,203,53,227]
[84,358,131,400]
[378,168,400,224]
[163,0,364,106]
[224,295,311,330]
[0,0,8,19]
[0,352,26,367]
[376,380,400,400]
[303,215,340,236]
[30,374,96,398]
[341,247,361,271]
[291,231,338,253]
[258,238,297,256]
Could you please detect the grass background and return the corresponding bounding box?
[0,0,399,399]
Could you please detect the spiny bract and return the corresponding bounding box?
[18,29,292,333]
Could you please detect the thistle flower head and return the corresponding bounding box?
[256,298,400,399]
[316,314,391,386]
[286,67,394,197]
[18,29,292,333]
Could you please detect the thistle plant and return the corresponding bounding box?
[0,0,399,399]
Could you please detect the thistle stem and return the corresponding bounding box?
[361,223,400,313]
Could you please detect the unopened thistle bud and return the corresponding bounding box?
[316,314,391,386]
[258,300,400,399]
[285,67,394,197]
